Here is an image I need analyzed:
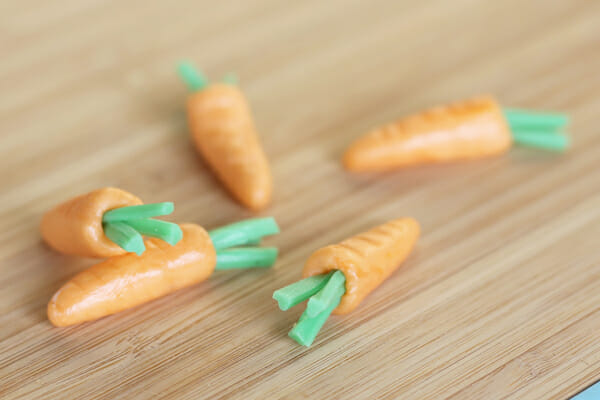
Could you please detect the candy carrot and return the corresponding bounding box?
[273,217,420,346]
[178,62,272,211]
[343,95,570,172]
[40,187,183,257]
[48,217,280,326]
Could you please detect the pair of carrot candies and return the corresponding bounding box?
[40,188,420,348]
[343,95,570,172]
[41,187,280,327]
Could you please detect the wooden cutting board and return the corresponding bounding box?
[1,0,599,398]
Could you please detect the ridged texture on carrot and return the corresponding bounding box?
[40,187,143,258]
[302,218,420,314]
[48,224,216,327]
[343,95,512,171]
[187,84,272,211]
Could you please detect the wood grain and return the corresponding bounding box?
[1,0,599,398]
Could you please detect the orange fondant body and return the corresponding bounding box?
[302,218,420,314]
[186,84,272,211]
[48,224,216,327]
[343,95,512,171]
[40,187,143,258]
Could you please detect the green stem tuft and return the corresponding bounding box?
[306,271,346,317]
[273,273,333,311]
[511,130,570,152]
[177,61,208,92]
[288,276,345,347]
[103,221,145,256]
[504,108,569,130]
[122,219,183,246]
[215,247,278,270]
[209,217,279,251]
[102,202,174,222]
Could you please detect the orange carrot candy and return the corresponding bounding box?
[273,218,420,346]
[40,187,183,258]
[178,62,272,211]
[48,217,280,327]
[343,95,571,172]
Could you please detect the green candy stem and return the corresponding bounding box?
[288,279,345,347]
[504,108,569,130]
[306,271,346,317]
[511,130,570,152]
[122,219,183,246]
[273,272,333,311]
[209,217,280,251]
[103,221,145,256]
[102,202,180,254]
[215,247,278,270]
[178,61,208,92]
[102,202,174,222]
[244,237,262,246]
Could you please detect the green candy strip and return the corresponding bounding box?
[288,277,345,347]
[273,272,333,311]
[122,219,183,246]
[178,61,208,92]
[102,202,174,222]
[103,221,145,256]
[215,247,278,270]
[512,130,570,152]
[306,271,346,317]
[504,108,569,130]
[208,217,280,251]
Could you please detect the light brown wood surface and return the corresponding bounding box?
[1,0,599,398]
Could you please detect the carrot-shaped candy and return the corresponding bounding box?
[178,62,272,211]
[40,187,183,257]
[273,218,420,346]
[343,95,570,172]
[48,217,280,326]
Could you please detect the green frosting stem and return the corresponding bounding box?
[103,221,145,256]
[215,247,278,270]
[288,278,345,347]
[504,108,569,130]
[274,270,347,346]
[306,271,346,317]
[273,272,333,311]
[102,202,174,222]
[177,61,208,92]
[102,201,180,254]
[208,217,280,251]
[511,130,570,152]
[122,219,183,246]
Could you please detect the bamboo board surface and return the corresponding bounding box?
[1,0,600,398]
